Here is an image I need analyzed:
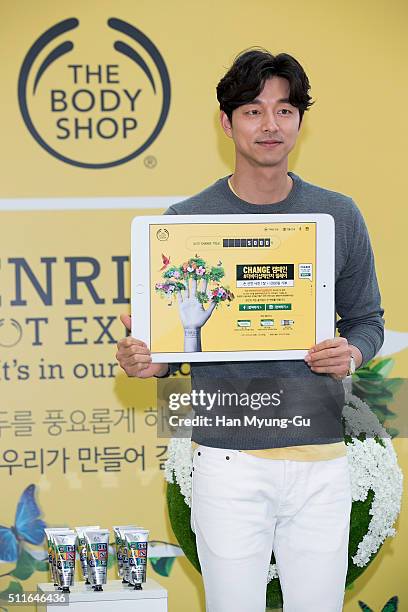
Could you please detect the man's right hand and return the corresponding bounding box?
[116,314,169,379]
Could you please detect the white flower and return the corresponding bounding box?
[342,392,403,568]
[164,437,193,507]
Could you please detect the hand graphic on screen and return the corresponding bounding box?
[155,254,234,353]
[176,277,217,352]
[155,256,234,352]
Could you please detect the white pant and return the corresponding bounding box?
[191,445,352,612]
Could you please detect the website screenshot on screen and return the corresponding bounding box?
[149,222,316,353]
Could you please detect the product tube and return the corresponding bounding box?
[118,527,137,584]
[51,536,59,587]
[51,532,75,590]
[53,531,77,593]
[125,530,149,590]
[113,525,138,580]
[44,528,70,587]
[84,529,110,591]
[75,526,100,584]
[49,529,72,588]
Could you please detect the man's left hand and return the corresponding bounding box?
[304,337,362,380]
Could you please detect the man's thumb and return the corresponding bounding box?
[120,313,132,331]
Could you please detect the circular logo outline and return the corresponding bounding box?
[18,17,171,169]
[0,319,23,347]
[156,228,169,241]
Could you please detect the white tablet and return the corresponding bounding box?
[131,214,335,363]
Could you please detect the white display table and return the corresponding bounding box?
[37,578,168,611]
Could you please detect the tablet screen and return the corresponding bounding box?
[149,222,316,353]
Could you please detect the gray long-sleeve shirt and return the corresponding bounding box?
[162,172,384,449]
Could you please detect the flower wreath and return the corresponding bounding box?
[164,390,403,610]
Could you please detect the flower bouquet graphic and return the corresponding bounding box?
[155,255,235,352]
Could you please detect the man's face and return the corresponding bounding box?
[220,76,301,169]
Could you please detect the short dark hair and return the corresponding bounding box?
[216,48,313,124]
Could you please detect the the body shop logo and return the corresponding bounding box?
[18,17,171,169]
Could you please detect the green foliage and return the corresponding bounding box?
[346,490,378,584]
[0,580,23,612]
[358,603,373,612]
[0,581,23,597]
[163,266,181,279]
[10,549,38,581]
[34,558,49,572]
[208,266,224,282]
[374,435,386,448]
[382,596,399,611]
[167,481,200,574]
[149,557,176,577]
[352,357,402,437]
[196,291,209,305]
[359,596,398,611]
[371,358,394,378]
[189,257,206,268]
[107,548,115,570]
[175,281,186,291]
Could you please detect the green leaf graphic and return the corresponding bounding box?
[383,378,404,393]
[371,358,394,378]
[149,556,176,577]
[354,370,381,380]
[358,601,373,612]
[35,559,49,572]
[382,595,398,611]
[372,404,397,416]
[107,552,115,569]
[10,549,37,580]
[0,580,23,597]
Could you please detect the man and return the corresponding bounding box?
[117,50,384,612]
